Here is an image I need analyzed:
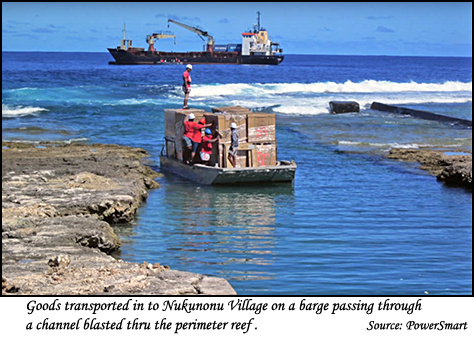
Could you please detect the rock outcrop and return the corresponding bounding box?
[2,142,236,295]
[387,148,472,190]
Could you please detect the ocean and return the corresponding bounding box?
[2,52,472,295]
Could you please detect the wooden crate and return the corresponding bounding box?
[211,106,251,114]
[219,141,277,168]
[254,142,277,167]
[247,112,276,143]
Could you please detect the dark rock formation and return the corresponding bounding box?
[329,101,360,114]
[371,102,472,127]
[2,142,236,295]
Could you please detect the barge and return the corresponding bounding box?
[160,107,296,185]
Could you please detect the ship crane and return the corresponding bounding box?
[167,19,215,53]
[146,32,176,52]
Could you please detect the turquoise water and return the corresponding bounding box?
[2,52,472,294]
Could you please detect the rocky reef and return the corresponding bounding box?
[2,142,236,295]
[387,148,472,191]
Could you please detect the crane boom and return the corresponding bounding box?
[167,19,214,50]
[152,33,176,40]
[147,32,176,52]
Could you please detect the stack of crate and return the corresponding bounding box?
[211,106,277,168]
[164,106,277,168]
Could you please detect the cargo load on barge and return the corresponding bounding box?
[160,106,296,185]
[108,12,283,66]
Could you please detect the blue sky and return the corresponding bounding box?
[2,2,472,56]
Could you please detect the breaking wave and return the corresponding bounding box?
[2,104,49,118]
[192,80,472,97]
[189,80,472,115]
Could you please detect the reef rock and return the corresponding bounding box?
[387,148,472,190]
[2,143,236,295]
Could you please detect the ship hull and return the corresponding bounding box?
[108,48,284,65]
[160,155,296,185]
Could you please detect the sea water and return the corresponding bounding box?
[2,52,472,295]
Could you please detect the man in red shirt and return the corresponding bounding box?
[182,64,192,109]
[182,113,212,164]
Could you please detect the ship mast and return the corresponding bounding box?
[120,23,132,50]
[257,11,261,32]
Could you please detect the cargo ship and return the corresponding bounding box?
[108,12,283,66]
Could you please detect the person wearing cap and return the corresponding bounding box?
[182,112,199,164]
[200,128,219,166]
[182,64,193,109]
[182,113,212,164]
[228,122,239,167]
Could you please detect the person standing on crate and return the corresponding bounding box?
[228,122,239,167]
[182,64,192,109]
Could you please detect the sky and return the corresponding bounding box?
[2,2,472,57]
